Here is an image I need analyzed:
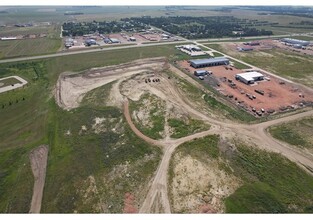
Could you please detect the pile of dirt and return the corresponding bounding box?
[170,153,241,213]
[123,192,138,213]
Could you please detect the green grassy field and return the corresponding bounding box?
[169,135,313,213]
[224,143,313,213]
[0,38,61,59]
[0,44,183,213]
[207,43,313,88]
[269,117,313,151]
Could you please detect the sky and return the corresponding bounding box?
[0,0,312,6]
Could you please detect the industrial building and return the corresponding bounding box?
[129,37,136,41]
[189,57,230,68]
[235,72,264,84]
[281,38,310,46]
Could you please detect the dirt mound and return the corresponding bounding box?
[123,192,138,213]
[199,204,217,213]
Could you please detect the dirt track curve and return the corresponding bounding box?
[123,100,313,213]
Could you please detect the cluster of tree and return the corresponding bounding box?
[290,21,313,25]
[62,20,149,37]
[1,97,26,109]
[129,16,273,39]
[243,6,313,14]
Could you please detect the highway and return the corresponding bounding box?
[0,31,311,65]
[0,40,189,64]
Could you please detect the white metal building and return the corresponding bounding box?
[235,72,264,84]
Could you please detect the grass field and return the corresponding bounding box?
[0,61,50,212]
[0,38,61,59]
[169,135,313,213]
[268,117,313,152]
[207,43,313,88]
[224,143,313,213]
[0,44,183,213]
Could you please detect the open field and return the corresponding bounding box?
[0,38,61,59]
[207,43,313,88]
[269,117,313,155]
[169,137,313,213]
[0,44,188,213]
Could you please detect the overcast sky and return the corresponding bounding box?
[0,0,312,6]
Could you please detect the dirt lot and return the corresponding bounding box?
[170,152,241,213]
[178,60,313,116]
[55,57,166,110]
[29,145,49,213]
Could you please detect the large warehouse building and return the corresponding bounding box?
[235,72,264,84]
[281,38,310,46]
[189,57,230,68]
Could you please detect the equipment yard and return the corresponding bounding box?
[178,60,313,116]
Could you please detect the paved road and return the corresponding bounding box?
[0,40,189,64]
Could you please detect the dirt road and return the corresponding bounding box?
[121,77,313,213]
[128,103,313,213]
[29,145,49,213]
[54,57,313,213]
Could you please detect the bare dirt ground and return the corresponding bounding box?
[54,57,313,213]
[170,153,241,213]
[178,60,313,115]
[55,57,166,110]
[29,145,49,213]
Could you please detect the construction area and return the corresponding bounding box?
[178,59,313,116]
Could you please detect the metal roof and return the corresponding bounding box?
[190,57,229,65]
[194,70,207,73]
[236,72,264,81]
[281,38,310,46]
